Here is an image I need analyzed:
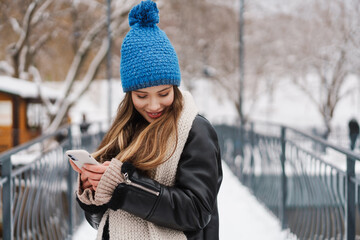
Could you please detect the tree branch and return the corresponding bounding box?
[46,38,110,133]
[29,66,55,115]
[31,0,53,26]
[292,76,319,107]
[9,18,22,35]
[15,2,38,55]
[53,3,132,112]
[29,33,51,55]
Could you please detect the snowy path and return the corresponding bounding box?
[218,162,288,239]
[73,161,288,240]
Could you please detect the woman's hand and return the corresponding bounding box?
[69,159,82,173]
[69,159,94,190]
[81,161,111,191]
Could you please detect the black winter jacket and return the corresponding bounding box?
[76,115,223,240]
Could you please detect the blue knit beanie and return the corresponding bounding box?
[120,0,181,92]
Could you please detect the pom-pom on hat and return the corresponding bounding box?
[120,0,181,92]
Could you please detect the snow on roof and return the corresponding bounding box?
[0,76,61,99]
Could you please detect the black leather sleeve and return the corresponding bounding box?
[108,115,223,232]
[76,197,108,229]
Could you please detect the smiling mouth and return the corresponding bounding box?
[146,111,163,119]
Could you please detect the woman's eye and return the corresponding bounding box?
[160,93,169,97]
[137,95,147,99]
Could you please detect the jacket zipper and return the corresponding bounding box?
[123,172,160,196]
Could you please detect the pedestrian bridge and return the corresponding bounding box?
[215,123,360,240]
[0,121,360,239]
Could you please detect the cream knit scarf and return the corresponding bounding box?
[94,91,198,240]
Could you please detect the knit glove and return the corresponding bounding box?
[76,158,124,206]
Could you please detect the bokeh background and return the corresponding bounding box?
[1,0,359,144]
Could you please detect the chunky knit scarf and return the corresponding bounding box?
[77,91,198,240]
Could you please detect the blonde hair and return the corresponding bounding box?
[93,86,183,171]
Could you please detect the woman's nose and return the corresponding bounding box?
[148,98,161,111]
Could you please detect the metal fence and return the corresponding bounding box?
[215,123,360,240]
[0,123,105,240]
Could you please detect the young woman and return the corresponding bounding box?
[70,1,222,239]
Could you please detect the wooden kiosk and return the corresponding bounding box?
[0,76,59,152]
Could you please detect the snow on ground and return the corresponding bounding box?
[218,162,290,240]
[73,161,291,240]
[73,220,97,240]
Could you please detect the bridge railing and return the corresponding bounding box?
[215,122,360,240]
[0,122,106,240]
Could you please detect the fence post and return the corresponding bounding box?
[280,126,287,229]
[239,124,245,160]
[2,157,13,240]
[67,126,74,237]
[250,123,254,166]
[249,123,255,188]
[345,156,355,240]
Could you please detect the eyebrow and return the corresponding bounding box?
[134,86,172,94]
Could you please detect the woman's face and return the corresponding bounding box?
[131,85,174,123]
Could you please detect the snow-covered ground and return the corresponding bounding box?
[73,161,292,240]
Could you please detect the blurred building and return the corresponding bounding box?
[0,76,59,152]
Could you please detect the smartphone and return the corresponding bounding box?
[66,149,99,169]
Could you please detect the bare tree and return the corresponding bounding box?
[164,0,290,123]
[202,0,286,123]
[1,0,138,132]
[281,0,360,138]
[162,0,254,121]
[3,0,54,78]
[200,0,360,131]
[34,0,135,132]
[4,0,357,134]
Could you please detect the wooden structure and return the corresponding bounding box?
[0,76,59,152]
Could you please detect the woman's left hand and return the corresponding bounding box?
[81,161,111,191]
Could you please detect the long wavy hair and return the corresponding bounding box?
[92,86,183,171]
